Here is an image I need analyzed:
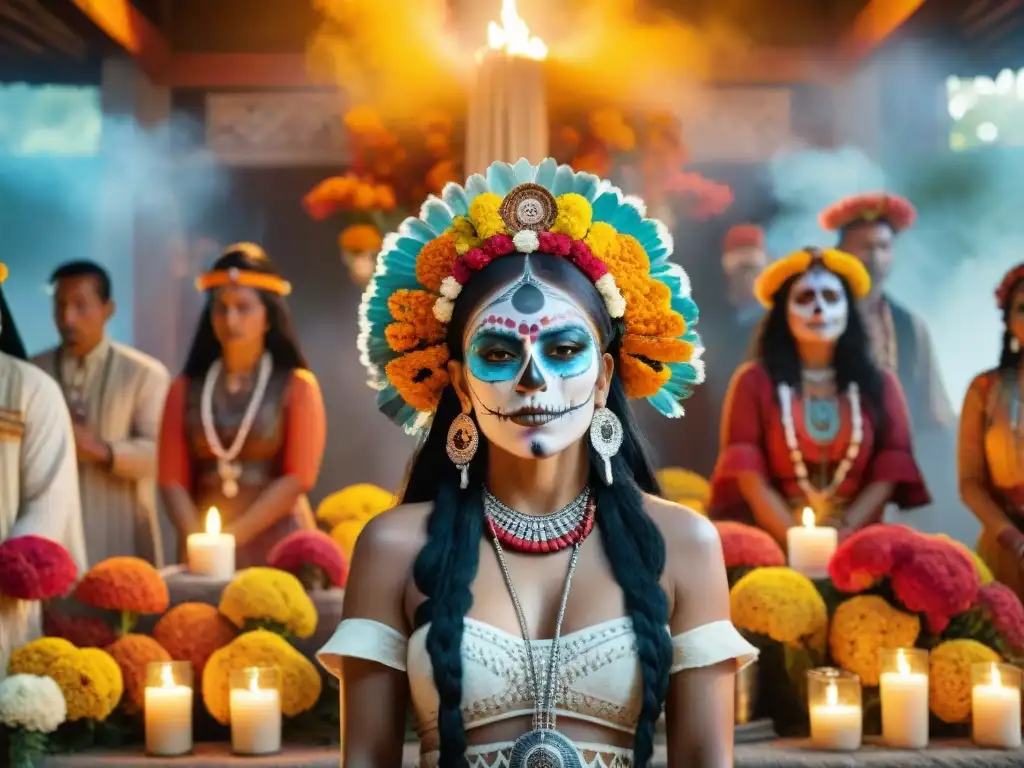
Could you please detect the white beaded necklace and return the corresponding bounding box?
[778,381,863,503]
[200,352,272,499]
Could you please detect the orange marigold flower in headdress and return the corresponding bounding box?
[754,247,871,308]
[106,634,171,712]
[75,557,169,616]
[995,263,1024,310]
[153,603,237,680]
[384,345,450,412]
[819,192,916,233]
[414,234,459,293]
[385,290,446,352]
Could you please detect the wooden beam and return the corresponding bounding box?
[841,0,930,61]
[70,0,169,78]
[167,49,838,89]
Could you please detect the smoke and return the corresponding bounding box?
[307,0,749,118]
[0,84,230,354]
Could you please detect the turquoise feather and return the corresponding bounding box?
[419,198,455,233]
[487,163,517,196]
[441,182,470,216]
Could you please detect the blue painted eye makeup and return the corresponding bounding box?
[539,325,595,379]
[468,329,523,383]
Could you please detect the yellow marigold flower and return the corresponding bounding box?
[930,639,1001,723]
[468,193,506,239]
[449,216,482,256]
[50,647,122,722]
[551,194,593,240]
[316,483,394,528]
[829,596,920,686]
[219,567,318,639]
[8,637,76,676]
[202,630,322,725]
[330,518,365,563]
[106,634,171,712]
[730,567,828,648]
[584,222,621,262]
[656,468,710,506]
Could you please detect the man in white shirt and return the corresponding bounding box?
[33,261,170,566]
[0,264,85,676]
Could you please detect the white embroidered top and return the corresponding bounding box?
[318,614,758,765]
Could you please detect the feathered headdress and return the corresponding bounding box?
[358,158,704,434]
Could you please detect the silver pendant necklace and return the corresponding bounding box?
[200,352,272,498]
[487,500,585,768]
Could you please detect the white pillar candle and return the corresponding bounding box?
[880,649,929,749]
[787,507,837,580]
[230,669,282,755]
[187,507,235,579]
[972,663,1022,749]
[144,663,193,757]
[810,680,862,751]
[464,0,548,177]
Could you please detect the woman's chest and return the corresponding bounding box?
[762,391,875,465]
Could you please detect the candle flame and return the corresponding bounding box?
[160,664,175,688]
[486,0,547,60]
[801,507,815,528]
[897,649,911,676]
[206,507,222,535]
[825,680,838,707]
[993,663,1002,688]
[247,667,261,693]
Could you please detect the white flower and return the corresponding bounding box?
[513,230,539,254]
[433,297,455,323]
[0,674,66,733]
[595,274,627,318]
[439,276,462,301]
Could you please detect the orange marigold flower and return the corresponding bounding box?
[374,184,397,211]
[339,224,383,254]
[153,603,237,680]
[75,557,169,615]
[352,183,378,211]
[386,289,446,351]
[106,634,171,712]
[617,354,670,399]
[385,345,451,412]
[302,175,357,221]
[622,335,693,364]
[424,133,450,160]
[426,160,459,195]
[415,234,458,293]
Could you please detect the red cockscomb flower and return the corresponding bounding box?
[44,611,117,648]
[267,530,348,589]
[75,557,169,615]
[889,536,979,633]
[819,192,916,233]
[828,524,919,593]
[0,535,77,600]
[714,522,785,569]
[978,582,1024,654]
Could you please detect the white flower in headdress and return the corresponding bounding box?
[513,230,540,254]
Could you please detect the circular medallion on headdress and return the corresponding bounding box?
[499,183,558,233]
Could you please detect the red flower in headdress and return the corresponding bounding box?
[819,192,916,233]
[995,263,1024,310]
[723,224,764,252]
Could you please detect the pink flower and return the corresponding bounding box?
[483,234,515,257]
[0,535,77,601]
[978,582,1024,653]
[714,522,785,569]
[452,258,473,285]
[889,536,979,633]
[267,530,348,588]
[462,248,492,271]
[828,524,918,592]
[568,240,609,280]
[538,231,572,257]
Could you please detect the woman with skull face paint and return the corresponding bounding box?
[317,160,757,768]
[708,247,929,545]
[960,264,1024,598]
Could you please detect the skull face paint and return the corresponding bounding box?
[462,260,601,460]
[786,268,849,344]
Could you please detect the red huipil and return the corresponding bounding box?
[709,362,929,524]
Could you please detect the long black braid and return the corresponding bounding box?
[399,254,671,767]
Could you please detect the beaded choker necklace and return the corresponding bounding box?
[483,488,595,554]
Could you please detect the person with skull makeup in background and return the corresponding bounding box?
[959,263,1024,599]
[0,263,86,677]
[318,160,757,768]
[708,247,929,545]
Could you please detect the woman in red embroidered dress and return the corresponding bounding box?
[158,244,326,567]
[708,247,929,544]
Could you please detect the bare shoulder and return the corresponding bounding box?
[643,494,722,561]
[353,501,431,566]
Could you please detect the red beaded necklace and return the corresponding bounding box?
[484,490,596,554]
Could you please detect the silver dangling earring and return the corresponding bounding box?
[446,413,479,490]
[1013,337,1021,354]
[590,407,623,486]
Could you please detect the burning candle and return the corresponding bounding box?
[230,667,281,755]
[187,508,235,579]
[786,507,838,580]
[464,0,549,176]
[144,661,193,756]
[880,648,929,749]
[972,662,1022,749]
[808,668,862,751]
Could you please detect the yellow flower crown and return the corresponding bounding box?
[358,158,705,433]
[753,247,871,308]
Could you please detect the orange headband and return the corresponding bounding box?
[0,262,7,284]
[195,268,292,296]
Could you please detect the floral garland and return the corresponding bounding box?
[778,382,863,503]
